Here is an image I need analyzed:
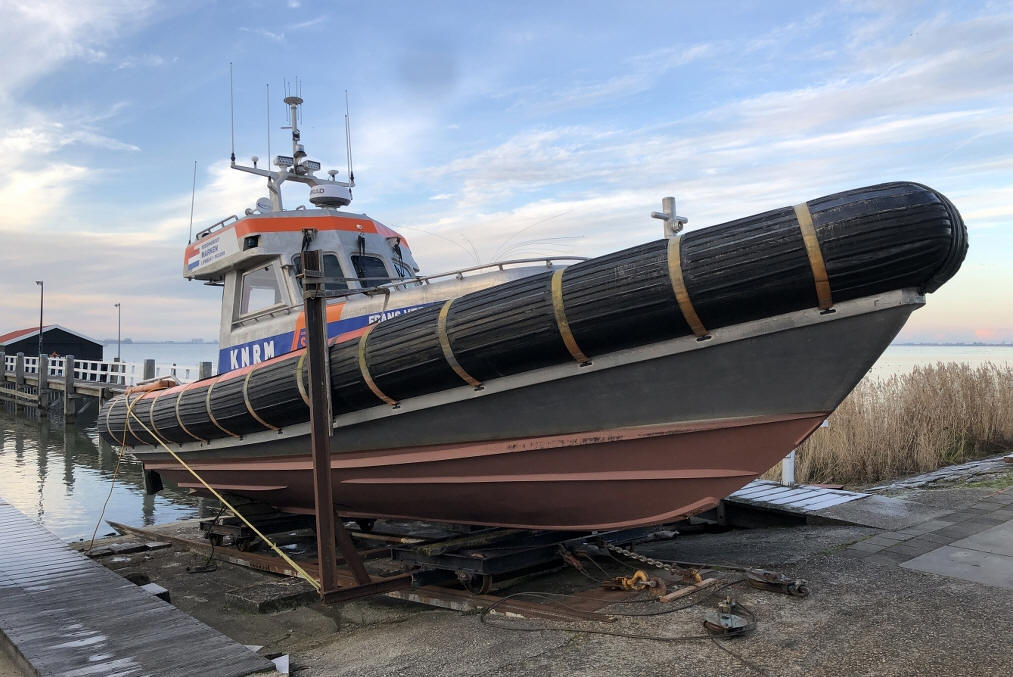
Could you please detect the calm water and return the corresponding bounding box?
[1,343,1010,541]
[0,407,214,541]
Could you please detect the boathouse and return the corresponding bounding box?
[0,325,103,360]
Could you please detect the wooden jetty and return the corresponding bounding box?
[0,351,212,421]
[0,497,274,676]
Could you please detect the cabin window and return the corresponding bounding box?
[351,254,391,286]
[239,265,283,315]
[292,253,348,292]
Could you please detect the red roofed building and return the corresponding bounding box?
[0,325,103,360]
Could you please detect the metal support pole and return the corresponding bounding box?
[63,354,75,422]
[35,281,44,358]
[115,302,122,362]
[302,249,370,597]
[37,354,49,417]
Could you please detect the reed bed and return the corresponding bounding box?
[766,362,1013,485]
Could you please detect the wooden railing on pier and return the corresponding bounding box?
[0,350,213,421]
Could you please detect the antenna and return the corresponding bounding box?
[229,62,235,162]
[266,83,271,168]
[188,161,197,243]
[345,90,355,185]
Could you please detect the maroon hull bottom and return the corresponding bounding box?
[151,413,827,530]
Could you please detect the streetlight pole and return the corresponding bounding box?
[34,280,43,357]
[114,303,121,362]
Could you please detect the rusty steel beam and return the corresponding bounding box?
[301,249,341,595]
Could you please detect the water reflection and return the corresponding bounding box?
[0,404,214,541]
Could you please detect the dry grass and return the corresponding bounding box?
[766,362,1013,485]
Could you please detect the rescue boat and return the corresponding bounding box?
[99,94,967,530]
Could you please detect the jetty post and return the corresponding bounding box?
[14,352,24,412]
[37,354,49,417]
[143,359,155,380]
[63,355,75,422]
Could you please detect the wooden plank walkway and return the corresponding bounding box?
[0,498,274,677]
[726,479,869,512]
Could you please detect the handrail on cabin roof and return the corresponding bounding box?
[317,256,589,299]
[194,215,240,241]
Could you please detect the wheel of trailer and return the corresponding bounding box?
[355,518,376,533]
[235,537,256,552]
[462,573,493,595]
[207,533,224,547]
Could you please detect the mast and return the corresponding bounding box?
[230,86,352,212]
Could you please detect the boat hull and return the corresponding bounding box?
[139,289,919,529]
[154,414,825,530]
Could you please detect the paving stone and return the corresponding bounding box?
[901,521,950,536]
[886,542,939,557]
[902,546,1013,589]
[934,524,986,540]
[882,531,916,540]
[961,519,1006,532]
[867,551,912,565]
[848,542,886,553]
[908,533,956,546]
[972,502,1007,512]
[949,521,1013,557]
[145,541,172,551]
[107,541,147,555]
[865,534,909,545]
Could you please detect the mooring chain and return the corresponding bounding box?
[605,542,682,575]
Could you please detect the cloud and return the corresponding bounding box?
[0,1,155,96]
[116,53,176,70]
[239,26,285,43]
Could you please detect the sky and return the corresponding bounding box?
[0,0,1010,343]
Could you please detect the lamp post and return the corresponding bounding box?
[34,280,43,357]
[114,303,121,362]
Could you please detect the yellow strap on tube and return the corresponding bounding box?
[550,268,590,364]
[358,325,397,406]
[667,236,708,337]
[794,202,833,310]
[437,299,481,387]
[295,351,311,406]
[205,376,240,438]
[148,391,164,440]
[243,367,279,431]
[175,382,207,443]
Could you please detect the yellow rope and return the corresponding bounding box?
[124,405,322,590]
[87,393,145,553]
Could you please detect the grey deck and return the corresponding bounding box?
[0,497,274,677]
[727,479,869,513]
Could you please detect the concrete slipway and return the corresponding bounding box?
[7,458,1013,676]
